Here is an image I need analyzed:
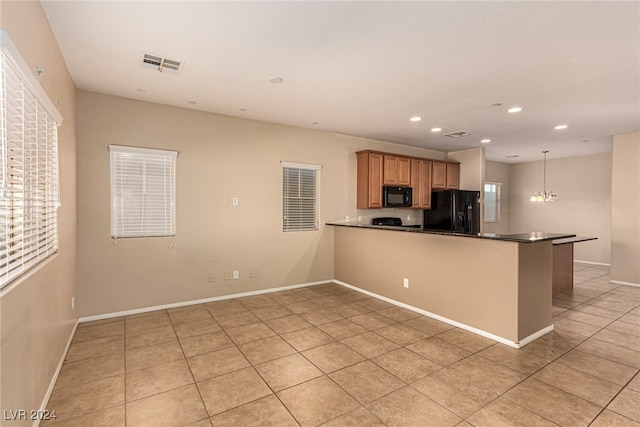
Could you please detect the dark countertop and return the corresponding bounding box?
[552,236,598,245]
[326,222,576,243]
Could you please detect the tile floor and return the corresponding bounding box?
[43,264,640,426]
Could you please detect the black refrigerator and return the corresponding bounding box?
[423,190,480,235]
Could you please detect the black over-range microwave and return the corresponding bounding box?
[382,186,413,207]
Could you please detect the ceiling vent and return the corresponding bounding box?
[141,52,184,74]
[444,130,472,138]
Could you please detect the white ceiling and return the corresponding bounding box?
[41,1,639,163]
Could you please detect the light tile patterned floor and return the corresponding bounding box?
[43,264,640,426]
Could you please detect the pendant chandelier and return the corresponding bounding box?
[530,150,558,203]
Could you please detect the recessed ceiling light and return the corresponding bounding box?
[269,77,283,84]
[410,116,422,122]
[481,139,491,144]
[431,127,442,132]
[554,124,568,130]
[507,107,523,113]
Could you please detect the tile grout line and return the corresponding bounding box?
[54,270,638,426]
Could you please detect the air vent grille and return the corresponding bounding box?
[141,53,184,74]
[444,130,471,138]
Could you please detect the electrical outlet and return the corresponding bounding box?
[232,197,239,206]
[233,270,239,280]
[403,278,409,289]
[208,273,215,283]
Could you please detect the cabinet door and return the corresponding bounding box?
[446,163,460,189]
[397,157,411,186]
[357,152,383,208]
[383,155,411,185]
[411,159,432,209]
[383,155,398,185]
[369,153,384,207]
[432,161,446,189]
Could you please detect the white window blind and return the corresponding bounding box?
[0,32,62,289]
[282,162,320,232]
[110,145,177,238]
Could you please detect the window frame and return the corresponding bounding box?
[282,161,321,232]
[484,181,502,223]
[109,145,177,239]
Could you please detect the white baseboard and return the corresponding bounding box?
[35,319,79,427]
[79,280,333,323]
[610,280,640,288]
[332,280,552,349]
[574,260,611,267]
[518,325,555,347]
[79,277,558,347]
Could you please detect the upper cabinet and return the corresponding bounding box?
[357,150,460,209]
[357,151,384,209]
[411,158,432,209]
[446,163,460,189]
[431,161,447,189]
[383,155,411,186]
[432,161,460,190]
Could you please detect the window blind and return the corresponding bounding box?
[282,162,320,232]
[109,145,177,238]
[0,32,62,288]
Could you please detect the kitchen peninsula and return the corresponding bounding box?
[329,222,575,348]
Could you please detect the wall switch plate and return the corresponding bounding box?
[403,278,409,288]
[208,273,215,283]
[232,197,239,206]
[232,270,239,280]
[224,272,231,281]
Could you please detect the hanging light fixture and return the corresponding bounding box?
[530,150,558,202]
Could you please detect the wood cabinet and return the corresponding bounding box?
[383,155,411,186]
[410,159,432,209]
[357,151,384,209]
[432,161,447,189]
[432,161,460,190]
[446,163,460,189]
[356,150,461,209]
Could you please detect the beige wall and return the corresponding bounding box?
[76,91,446,317]
[0,0,77,422]
[611,132,640,285]
[484,160,511,234]
[509,153,612,264]
[447,147,485,192]
[333,226,552,344]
